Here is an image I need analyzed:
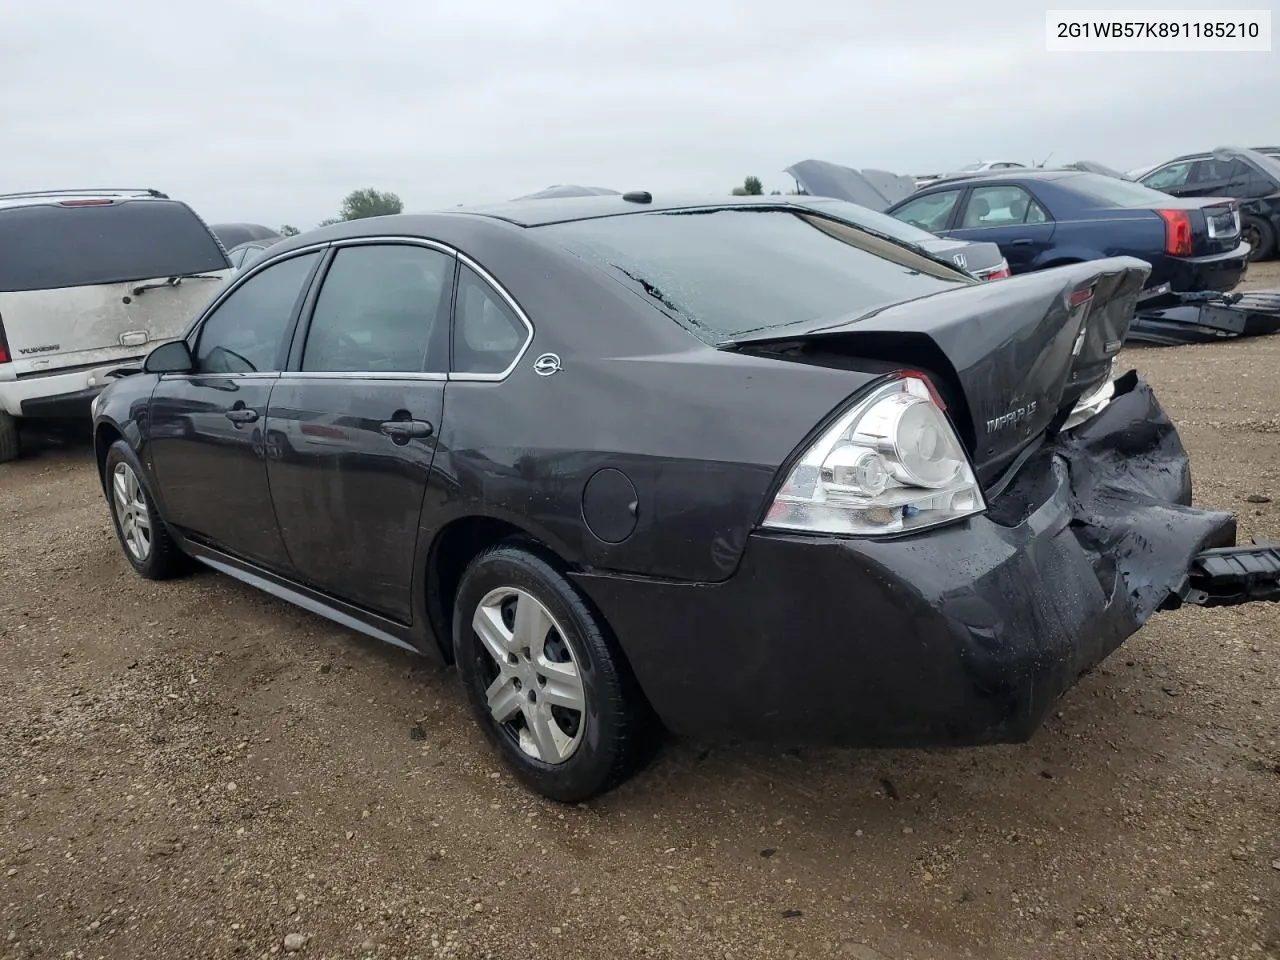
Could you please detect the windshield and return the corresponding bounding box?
[538,207,971,342]
[0,199,229,293]
[1063,173,1194,207]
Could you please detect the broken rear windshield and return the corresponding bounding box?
[0,199,229,293]
[537,207,970,341]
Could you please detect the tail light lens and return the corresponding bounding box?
[0,311,9,365]
[1157,209,1194,256]
[981,260,1012,281]
[762,373,985,537]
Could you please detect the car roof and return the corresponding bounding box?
[916,170,1083,189]
[0,188,169,211]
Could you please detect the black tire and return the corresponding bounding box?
[452,543,660,802]
[1242,216,1277,261]
[104,440,186,580]
[0,412,18,464]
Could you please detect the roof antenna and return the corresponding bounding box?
[1037,152,1054,169]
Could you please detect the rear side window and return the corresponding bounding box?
[194,252,320,374]
[453,264,527,374]
[960,186,1049,227]
[0,199,229,293]
[538,208,969,342]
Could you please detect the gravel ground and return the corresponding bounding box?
[2,263,1278,960]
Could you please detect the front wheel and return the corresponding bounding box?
[104,441,186,580]
[452,544,660,802]
[1241,216,1276,261]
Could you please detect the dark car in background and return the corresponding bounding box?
[1136,147,1280,260]
[886,170,1250,296]
[209,222,282,251]
[226,237,280,271]
[90,193,1280,802]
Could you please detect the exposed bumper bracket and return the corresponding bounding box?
[1166,539,1280,608]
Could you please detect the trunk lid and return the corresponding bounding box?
[720,258,1151,485]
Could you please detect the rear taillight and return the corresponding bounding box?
[58,199,115,207]
[983,265,1011,281]
[761,374,984,536]
[1157,209,1194,256]
[0,311,9,365]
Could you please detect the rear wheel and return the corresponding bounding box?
[452,544,659,802]
[104,441,185,580]
[1241,216,1276,261]
[0,412,18,464]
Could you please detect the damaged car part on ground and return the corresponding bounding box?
[90,195,1280,802]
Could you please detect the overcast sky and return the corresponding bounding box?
[2,0,1271,229]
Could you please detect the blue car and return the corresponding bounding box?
[885,171,1250,296]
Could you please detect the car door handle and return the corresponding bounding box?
[1010,239,1035,246]
[225,408,259,425]
[379,419,433,443]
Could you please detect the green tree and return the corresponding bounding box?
[279,224,300,237]
[338,188,403,221]
[743,176,764,196]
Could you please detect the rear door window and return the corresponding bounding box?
[193,252,321,374]
[538,207,970,343]
[0,199,230,293]
[958,186,1050,227]
[301,244,453,374]
[891,190,962,232]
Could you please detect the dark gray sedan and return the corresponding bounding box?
[91,194,1280,801]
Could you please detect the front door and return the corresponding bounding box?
[943,184,1056,273]
[265,241,454,622]
[148,249,323,571]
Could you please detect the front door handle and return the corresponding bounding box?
[379,419,433,444]
[1009,239,1035,246]
[225,408,259,425]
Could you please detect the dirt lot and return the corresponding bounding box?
[3,263,1279,960]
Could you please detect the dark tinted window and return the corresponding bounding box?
[194,252,320,374]
[453,264,528,374]
[0,199,229,293]
[303,244,452,373]
[539,208,969,341]
[1190,158,1243,184]
[892,190,962,231]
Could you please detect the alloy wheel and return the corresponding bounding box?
[471,587,586,764]
[112,461,152,562]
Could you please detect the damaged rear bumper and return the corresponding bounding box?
[573,374,1273,746]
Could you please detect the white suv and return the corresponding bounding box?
[0,188,233,462]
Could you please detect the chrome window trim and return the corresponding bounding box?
[188,235,536,384]
[159,371,281,381]
[274,371,448,382]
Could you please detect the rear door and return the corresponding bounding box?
[148,249,323,571]
[943,184,1056,272]
[0,199,232,376]
[265,241,454,622]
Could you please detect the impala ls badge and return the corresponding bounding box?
[533,353,561,376]
[987,401,1037,434]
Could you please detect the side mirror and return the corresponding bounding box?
[143,340,194,375]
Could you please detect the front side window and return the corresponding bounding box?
[1142,161,1194,191]
[959,186,1049,228]
[892,190,961,232]
[302,244,452,374]
[452,264,527,374]
[194,251,320,374]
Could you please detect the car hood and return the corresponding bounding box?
[784,159,917,212]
